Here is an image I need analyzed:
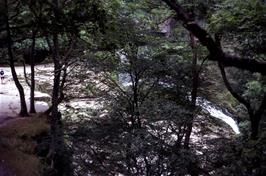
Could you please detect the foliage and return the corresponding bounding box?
[214,136,266,176]
[209,0,266,56]
[1,0,266,175]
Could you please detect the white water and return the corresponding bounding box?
[196,97,240,134]
[118,73,240,134]
[118,71,240,134]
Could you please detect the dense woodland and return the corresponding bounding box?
[0,0,266,175]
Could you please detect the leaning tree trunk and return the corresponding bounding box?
[219,63,266,139]
[4,0,29,117]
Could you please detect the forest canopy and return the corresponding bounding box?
[0,0,266,175]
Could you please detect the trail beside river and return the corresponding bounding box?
[0,65,50,124]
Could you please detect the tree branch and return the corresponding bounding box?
[218,63,252,113]
[162,0,266,75]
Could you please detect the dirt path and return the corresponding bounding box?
[0,66,50,124]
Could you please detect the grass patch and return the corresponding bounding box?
[0,114,50,176]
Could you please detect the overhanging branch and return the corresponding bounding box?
[218,63,252,113]
[162,0,266,75]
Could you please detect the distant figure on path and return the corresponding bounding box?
[0,69,4,84]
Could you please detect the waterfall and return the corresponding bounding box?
[196,97,240,134]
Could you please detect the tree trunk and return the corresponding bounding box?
[184,33,198,148]
[30,30,36,113]
[51,3,62,120]
[47,0,62,171]
[250,93,266,139]
[4,0,29,117]
[250,114,260,140]
[133,75,141,128]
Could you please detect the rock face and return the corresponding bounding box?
[23,49,50,64]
